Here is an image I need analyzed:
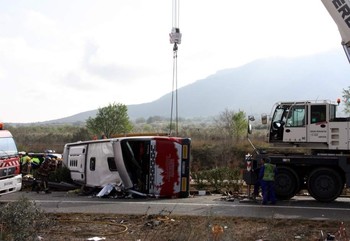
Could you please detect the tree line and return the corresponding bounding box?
[8,87,350,171]
[8,103,263,170]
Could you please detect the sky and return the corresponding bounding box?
[0,0,343,123]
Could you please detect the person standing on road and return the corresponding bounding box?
[33,157,55,194]
[31,155,41,170]
[259,157,277,205]
[20,152,32,174]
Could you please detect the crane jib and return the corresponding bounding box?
[332,0,350,27]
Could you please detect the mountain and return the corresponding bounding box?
[44,48,350,124]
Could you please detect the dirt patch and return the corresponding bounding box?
[40,213,349,241]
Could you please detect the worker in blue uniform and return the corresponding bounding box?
[259,157,277,205]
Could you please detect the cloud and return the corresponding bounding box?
[82,41,142,82]
[61,72,94,90]
[0,0,344,123]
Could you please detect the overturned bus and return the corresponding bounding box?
[62,136,191,198]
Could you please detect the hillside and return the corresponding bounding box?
[40,48,350,124]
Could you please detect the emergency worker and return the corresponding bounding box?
[259,157,277,205]
[20,152,32,174]
[31,156,41,170]
[33,157,55,194]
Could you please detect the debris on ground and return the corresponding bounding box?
[86,237,106,241]
[211,224,224,241]
[35,213,350,241]
[319,221,349,241]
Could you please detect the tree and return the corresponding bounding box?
[342,86,350,114]
[232,111,247,141]
[86,103,133,138]
[215,109,247,141]
[215,109,235,139]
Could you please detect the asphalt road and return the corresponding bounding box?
[2,191,350,221]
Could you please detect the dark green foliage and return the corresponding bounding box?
[225,167,242,192]
[192,167,242,193]
[48,165,73,183]
[191,170,208,190]
[0,196,53,241]
[191,144,217,169]
[215,109,248,141]
[191,141,251,170]
[6,109,266,174]
[206,168,227,192]
[86,102,133,138]
[232,111,247,141]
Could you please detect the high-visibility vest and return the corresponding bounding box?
[20,155,31,164]
[31,157,41,165]
[263,163,276,181]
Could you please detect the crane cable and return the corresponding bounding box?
[169,0,181,136]
[170,43,178,136]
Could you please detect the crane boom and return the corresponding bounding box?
[321,0,350,61]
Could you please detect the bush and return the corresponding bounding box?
[206,168,226,193]
[0,196,53,241]
[48,165,73,183]
[192,167,242,193]
[191,170,208,190]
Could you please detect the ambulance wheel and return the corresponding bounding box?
[275,167,300,200]
[307,168,343,202]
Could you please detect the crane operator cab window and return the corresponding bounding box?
[270,105,288,141]
[285,105,306,127]
[311,105,326,124]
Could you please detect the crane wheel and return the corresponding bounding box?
[275,167,300,200]
[307,168,343,202]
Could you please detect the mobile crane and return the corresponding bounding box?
[257,100,350,202]
[244,0,350,202]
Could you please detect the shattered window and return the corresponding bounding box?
[107,157,117,171]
